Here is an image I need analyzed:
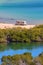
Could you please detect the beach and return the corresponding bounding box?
[0,23,35,29]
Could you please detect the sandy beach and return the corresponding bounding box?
[0,23,35,29]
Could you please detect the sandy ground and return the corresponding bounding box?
[0,23,35,29]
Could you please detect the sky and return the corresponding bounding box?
[0,0,43,4]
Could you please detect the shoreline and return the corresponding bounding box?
[0,23,35,29]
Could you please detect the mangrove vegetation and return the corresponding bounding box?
[1,52,43,65]
[0,25,43,43]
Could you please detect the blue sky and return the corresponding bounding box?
[0,0,43,4]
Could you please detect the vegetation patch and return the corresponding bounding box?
[0,25,43,43]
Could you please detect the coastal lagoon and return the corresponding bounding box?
[0,42,43,64]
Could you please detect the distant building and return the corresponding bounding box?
[15,20,27,25]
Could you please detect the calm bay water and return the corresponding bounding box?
[0,42,43,62]
[0,6,43,24]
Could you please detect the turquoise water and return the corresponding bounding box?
[0,6,43,24]
[0,47,43,58]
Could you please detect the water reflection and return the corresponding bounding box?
[8,42,43,50]
[0,42,43,51]
[0,42,43,56]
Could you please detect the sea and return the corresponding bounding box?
[0,3,43,24]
